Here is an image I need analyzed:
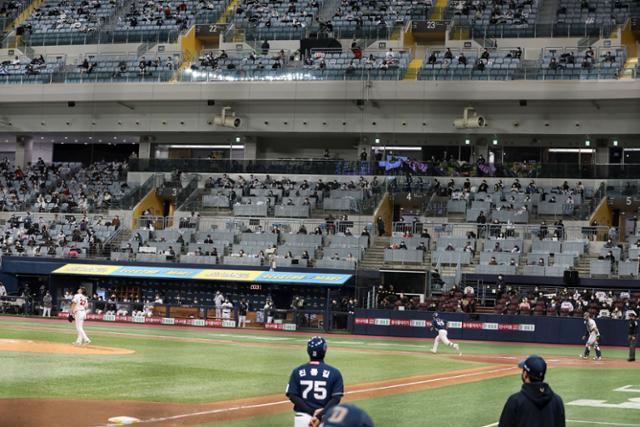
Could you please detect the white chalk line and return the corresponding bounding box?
[98,367,516,426]
[481,420,640,427]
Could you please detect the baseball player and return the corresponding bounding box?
[628,311,638,362]
[314,404,374,427]
[71,287,91,346]
[580,312,602,360]
[430,312,461,355]
[286,336,344,427]
[238,298,248,328]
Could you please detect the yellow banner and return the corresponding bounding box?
[193,269,263,281]
[53,264,122,276]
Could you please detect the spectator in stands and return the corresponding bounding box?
[427,52,437,65]
[444,48,453,61]
[560,299,574,315]
[458,52,467,66]
[481,49,490,61]
[518,298,531,314]
[537,257,545,266]
[416,242,427,252]
[514,47,522,59]
[489,257,498,265]
[377,216,385,236]
[511,245,521,253]
[476,211,487,237]
[463,242,475,256]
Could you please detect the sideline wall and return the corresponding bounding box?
[353,309,631,347]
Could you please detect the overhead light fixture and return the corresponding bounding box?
[623,148,640,152]
[585,140,590,147]
[235,136,241,143]
[167,144,245,149]
[464,139,470,145]
[548,148,595,153]
[492,139,498,145]
[379,146,422,151]
[374,138,381,144]
[613,140,618,147]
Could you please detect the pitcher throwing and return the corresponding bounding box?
[71,287,91,346]
[430,312,461,355]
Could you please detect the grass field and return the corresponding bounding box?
[0,316,638,427]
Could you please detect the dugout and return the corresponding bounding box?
[5,258,354,330]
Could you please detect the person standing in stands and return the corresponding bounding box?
[376,216,385,236]
[499,355,565,427]
[629,311,638,362]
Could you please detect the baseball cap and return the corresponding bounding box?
[518,355,547,380]
[320,404,374,427]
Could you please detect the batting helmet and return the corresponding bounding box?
[320,404,374,427]
[583,312,590,319]
[432,312,439,318]
[307,336,327,360]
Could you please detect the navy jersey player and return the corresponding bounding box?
[287,336,344,427]
[430,312,461,355]
[316,404,374,427]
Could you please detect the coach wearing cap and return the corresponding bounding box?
[498,355,565,427]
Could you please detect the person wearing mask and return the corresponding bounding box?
[499,355,565,427]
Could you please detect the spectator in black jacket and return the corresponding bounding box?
[499,355,565,427]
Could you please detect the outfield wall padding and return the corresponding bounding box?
[353,309,633,347]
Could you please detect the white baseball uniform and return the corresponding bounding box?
[294,413,313,427]
[72,293,91,345]
[586,318,599,346]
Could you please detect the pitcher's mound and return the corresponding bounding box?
[0,339,134,355]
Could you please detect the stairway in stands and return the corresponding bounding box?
[619,57,638,80]
[359,238,388,270]
[5,0,44,34]
[403,58,423,80]
[430,0,449,19]
[104,228,132,258]
[537,0,562,24]
[318,0,340,22]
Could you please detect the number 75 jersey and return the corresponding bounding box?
[286,361,344,412]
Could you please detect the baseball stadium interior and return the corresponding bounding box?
[0,0,639,425]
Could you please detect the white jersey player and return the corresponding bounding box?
[71,287,91,346]
[580,312,602,360]
[430,312,461,355]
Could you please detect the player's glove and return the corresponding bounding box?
[581,336,586,341]
[67,313,75,323]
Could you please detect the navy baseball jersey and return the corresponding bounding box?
[286,361,344,412]
[433,317,447,331]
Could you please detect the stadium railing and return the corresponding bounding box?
[21,29,181,47]
[128,159,640,180]
[449,22,619,41]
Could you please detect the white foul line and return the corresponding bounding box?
[481,421,640,427]
[97,367,516,426]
